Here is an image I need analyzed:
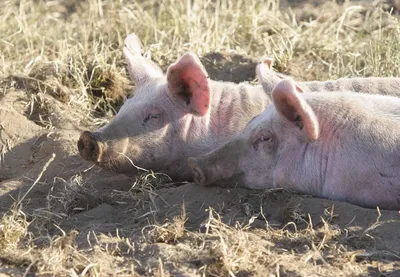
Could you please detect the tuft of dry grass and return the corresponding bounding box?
[0,206,29,253]
[145,203,187,244]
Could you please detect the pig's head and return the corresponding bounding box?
[188,78,319,188]
[78,34,211,180]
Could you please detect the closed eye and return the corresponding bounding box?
[253,135,272,151]
[143,113,161,124]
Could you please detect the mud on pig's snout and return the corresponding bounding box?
[188,157,207,186]
[78,131,103,162]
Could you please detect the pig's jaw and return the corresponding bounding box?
[93,136,132,171]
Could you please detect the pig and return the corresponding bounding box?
[78,34,271,181]
[188,77,400,210]
[78,33,400,182]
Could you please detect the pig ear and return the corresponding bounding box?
[272,79,319,142]
[166,52,210,116]
[257,58,304,93]
[123,33,164,86]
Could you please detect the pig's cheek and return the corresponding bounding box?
[239,148,264,187]
[127,144,142,160]
[160,114,169,129]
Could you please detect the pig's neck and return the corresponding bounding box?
[166,82,270,181]
[207,81,270,146]
[184,83,269,169]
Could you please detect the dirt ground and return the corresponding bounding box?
[1,0,400,276]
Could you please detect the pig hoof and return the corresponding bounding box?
[188,157,206,186]
[78,131,100,162]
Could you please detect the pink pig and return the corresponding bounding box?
[78,34,271,180]
[188,77,400,210]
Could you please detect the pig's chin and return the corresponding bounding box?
[93,139,134,172]
[95,155,138,175]
[194,172,246,188]
[212,173,246,188]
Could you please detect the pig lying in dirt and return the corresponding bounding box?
[188,77,400,210]
[78,33,400,181]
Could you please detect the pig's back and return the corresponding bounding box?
[302,77,400,98]
[306,91,400,122]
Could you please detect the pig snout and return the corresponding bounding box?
[78,131,102,162]
[188,157,208,186]
[188,139,244,187]
[188,154,245,188]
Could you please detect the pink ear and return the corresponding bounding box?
[166,52,210,116]
[272,79,319,142]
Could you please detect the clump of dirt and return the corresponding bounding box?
[7,62,71,103]
[84,61,133,117]
[201,52,258,83]
[2,59,132,125]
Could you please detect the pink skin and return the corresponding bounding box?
[189,79,400,210]
[78,33,400,183]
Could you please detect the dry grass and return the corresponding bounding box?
[1,0,400,276]
[0,206,29,252]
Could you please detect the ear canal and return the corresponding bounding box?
[123,33,164,86]
[166,52,210,116]
[272,79,319,142]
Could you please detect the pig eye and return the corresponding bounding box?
[142,108,163,127]
[143,113,160,123]
[145,114,160,120]
[253,135,273,151]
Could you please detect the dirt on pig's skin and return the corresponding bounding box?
[1,0,400,276]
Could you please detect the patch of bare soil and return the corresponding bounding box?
[201,53,258,83]
[0,54,399,276]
